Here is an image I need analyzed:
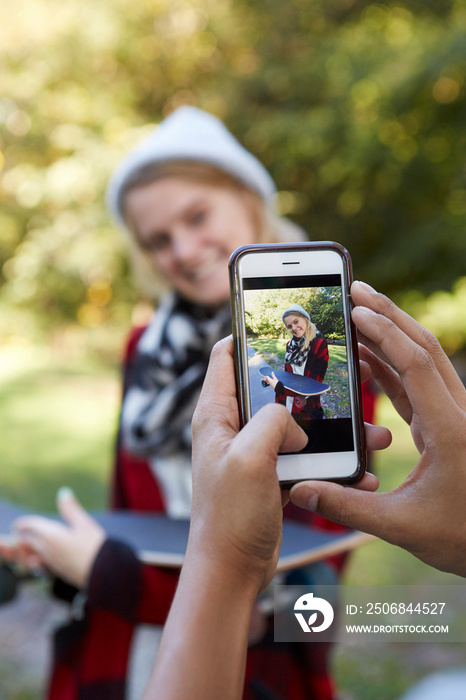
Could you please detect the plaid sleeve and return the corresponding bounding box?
[87,539,178,625]
[47,541,179,700]
[274,380,287,405]
[304,335,329,382]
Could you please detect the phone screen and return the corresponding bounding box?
[242,272,354,456]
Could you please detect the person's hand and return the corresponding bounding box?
[0,488,106,589]
[190,338,307,592]
[264,372,279,390]
[290,281,466,577]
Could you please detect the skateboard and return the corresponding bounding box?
[0,499,371,571]
[259,365,330,397]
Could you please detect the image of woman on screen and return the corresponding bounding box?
[265,303,329,422]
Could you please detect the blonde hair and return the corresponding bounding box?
[283,311,317,352]
[121,160,306,300]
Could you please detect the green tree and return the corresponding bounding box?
[245,286,344,340]
[1,0,465,349]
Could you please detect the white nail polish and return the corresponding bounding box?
[57,486,74,501]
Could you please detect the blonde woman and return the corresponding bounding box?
[266,303,329,422]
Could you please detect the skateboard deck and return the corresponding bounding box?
[0,500,371,571]
[259,366,330,397]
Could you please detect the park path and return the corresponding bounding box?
[0,582,67,698]
[0,581,162,700]
[246,343,276,414]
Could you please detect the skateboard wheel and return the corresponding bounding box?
[261,379,268,388]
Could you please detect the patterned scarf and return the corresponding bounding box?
[120,292,231,459]
[284,334,310,366]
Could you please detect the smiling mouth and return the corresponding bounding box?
[186,256,226,283]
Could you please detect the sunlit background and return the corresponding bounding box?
[0,0,465,698]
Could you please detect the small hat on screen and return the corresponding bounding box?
[281,304,311,323]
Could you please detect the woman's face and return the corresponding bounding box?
[283,314,307,339]
[124,177,257,306]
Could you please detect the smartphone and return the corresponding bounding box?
[229,241,365,487]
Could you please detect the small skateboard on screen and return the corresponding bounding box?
[259,365,330,397]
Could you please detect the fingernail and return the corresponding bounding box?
[353,281,377,293]
[57,486,74,501]
[291,485,319,512]
[354,306,377,316]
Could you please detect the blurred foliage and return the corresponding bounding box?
[403,275,466,353]
[0,0,465,351]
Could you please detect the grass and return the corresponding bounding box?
[0,346,120,513]
[248,337,288,364]
[322,345,350,418]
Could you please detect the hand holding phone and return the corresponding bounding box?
[229,242,365,486]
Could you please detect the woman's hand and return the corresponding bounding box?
[0,489,106,589]
[264,372,279,390]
